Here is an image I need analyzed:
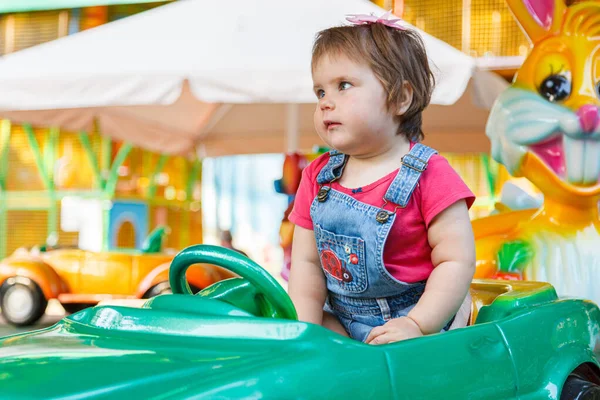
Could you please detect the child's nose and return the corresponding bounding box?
[577,104,600,133]
[320,98,335,111]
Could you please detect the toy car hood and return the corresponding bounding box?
[0,296,388,399]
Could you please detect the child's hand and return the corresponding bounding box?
[365,316,423,345]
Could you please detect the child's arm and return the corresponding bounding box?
[367,199,475,344]
[288,226,327,325]
[408,199,475,334]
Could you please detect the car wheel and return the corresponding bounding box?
[561,374,600,400]
[0,278,47,326]
[62,303,92,314]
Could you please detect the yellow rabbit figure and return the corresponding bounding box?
[474,0,600,303]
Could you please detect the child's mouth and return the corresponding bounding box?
[324,121,341,130]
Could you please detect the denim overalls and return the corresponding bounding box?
[311,143,451,342]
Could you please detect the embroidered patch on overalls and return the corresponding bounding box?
[320,249,353,282]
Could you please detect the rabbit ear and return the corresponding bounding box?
[505,0,566,43]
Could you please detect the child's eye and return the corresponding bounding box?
[339,82,353,91]
[316,89,325,99]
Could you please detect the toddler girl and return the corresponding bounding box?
[288,12,476,344]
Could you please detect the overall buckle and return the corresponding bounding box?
[401,154,428,172]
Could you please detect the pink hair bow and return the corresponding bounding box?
[345,11,405,30]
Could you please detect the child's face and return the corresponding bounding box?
[312,53,401,156]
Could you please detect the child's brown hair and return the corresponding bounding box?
[312,23,435,142]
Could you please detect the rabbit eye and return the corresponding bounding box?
[538,75,571,102]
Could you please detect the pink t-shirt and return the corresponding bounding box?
[289,149,475,283]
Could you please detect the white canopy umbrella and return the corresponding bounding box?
[0,0,503,155]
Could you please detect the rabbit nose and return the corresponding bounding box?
[577,104,600,134]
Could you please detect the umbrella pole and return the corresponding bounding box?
[285,104,300,153]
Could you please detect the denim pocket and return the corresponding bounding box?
[315,224,368,293]
[336,313,381,342]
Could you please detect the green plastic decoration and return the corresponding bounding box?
[78,130,104,190]
[497,241,533,273]
[141,225,167,253]
[104,142,132,197]
[147,154,169,199]
[23,124,53,191]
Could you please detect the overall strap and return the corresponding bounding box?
[384,143,438,207]
[316,150,348,185]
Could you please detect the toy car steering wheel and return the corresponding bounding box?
[169,245,297,320]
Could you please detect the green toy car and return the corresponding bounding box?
[0,245,599,399]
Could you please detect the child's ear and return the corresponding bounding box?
[397,81,413,116]
[505,0,566,44]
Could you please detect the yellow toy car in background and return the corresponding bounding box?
[0,226,235,326]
